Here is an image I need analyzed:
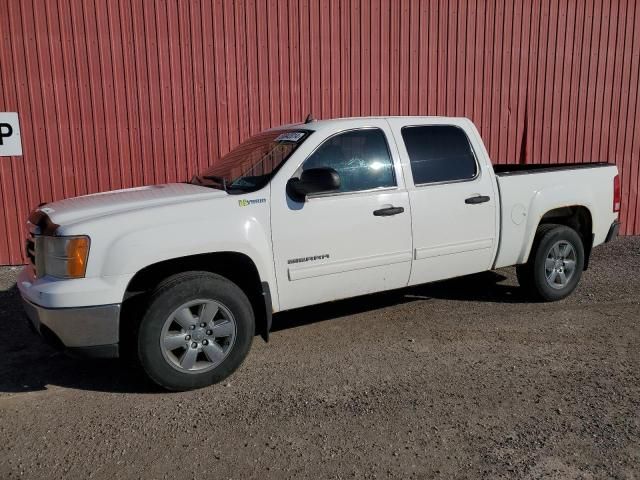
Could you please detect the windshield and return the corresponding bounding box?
[191,129,311,192]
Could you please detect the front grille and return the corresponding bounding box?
[26,210,57,277]
[25,233,36,267]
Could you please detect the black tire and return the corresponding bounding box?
[516,224,584,302]
[137,271,254,391]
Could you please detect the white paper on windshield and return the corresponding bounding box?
[275,132,305,143]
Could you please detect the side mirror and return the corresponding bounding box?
[286,167,341,201]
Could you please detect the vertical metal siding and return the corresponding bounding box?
[0,0,639,264]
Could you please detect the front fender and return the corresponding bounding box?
[70,193,278,309]
[101,217,274,289]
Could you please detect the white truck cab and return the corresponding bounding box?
[19,116,620,390]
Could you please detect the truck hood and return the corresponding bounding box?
[40,183,225,227]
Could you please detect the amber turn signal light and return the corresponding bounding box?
[66,237,90,278]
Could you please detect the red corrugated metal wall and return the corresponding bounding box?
[0,0,639,264]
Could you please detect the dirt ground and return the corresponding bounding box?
[0,238,638,479]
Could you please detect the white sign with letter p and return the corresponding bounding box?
[0,112,22,156]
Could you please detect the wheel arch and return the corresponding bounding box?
[120,252,273,354]
[522,205,594,269]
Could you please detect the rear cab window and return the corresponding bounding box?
[401,125,478,185]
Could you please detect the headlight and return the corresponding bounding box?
[36,235,90,279]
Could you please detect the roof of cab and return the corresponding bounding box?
[270,115,472,132]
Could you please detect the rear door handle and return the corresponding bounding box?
[465,195,491,205]
[373,206,405,216]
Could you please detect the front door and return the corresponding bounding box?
[271,121,413,311]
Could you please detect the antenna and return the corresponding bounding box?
[304,113,315,124]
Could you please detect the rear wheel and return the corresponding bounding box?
[516,224,584,301]
[137,272,254,391]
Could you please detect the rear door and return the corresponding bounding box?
[387,118,499,285]
[270,120,413,310]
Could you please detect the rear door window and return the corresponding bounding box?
[401,125,478,184]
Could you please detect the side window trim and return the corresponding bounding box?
[401,124,482,187]
[306,184,398,200]
[295,127,399,199]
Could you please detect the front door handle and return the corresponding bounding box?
[465,195,491,205]
[373,206,405,216]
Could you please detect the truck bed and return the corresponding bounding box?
[493,162,611,176]
[493,163,618,270]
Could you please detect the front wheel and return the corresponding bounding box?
[516,224,584,302]
[137,272,254,391]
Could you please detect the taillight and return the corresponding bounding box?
[613,174,621,213]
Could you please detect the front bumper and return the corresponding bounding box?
[22,298,120,358]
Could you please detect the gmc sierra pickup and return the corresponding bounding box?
[19,116,620,390]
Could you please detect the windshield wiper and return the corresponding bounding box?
[203,175,227,187]
[199,175,228,192]
[191,174,253,193]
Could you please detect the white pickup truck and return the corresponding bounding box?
[19,116,620,390]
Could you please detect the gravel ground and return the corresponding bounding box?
[0,238,639,479]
